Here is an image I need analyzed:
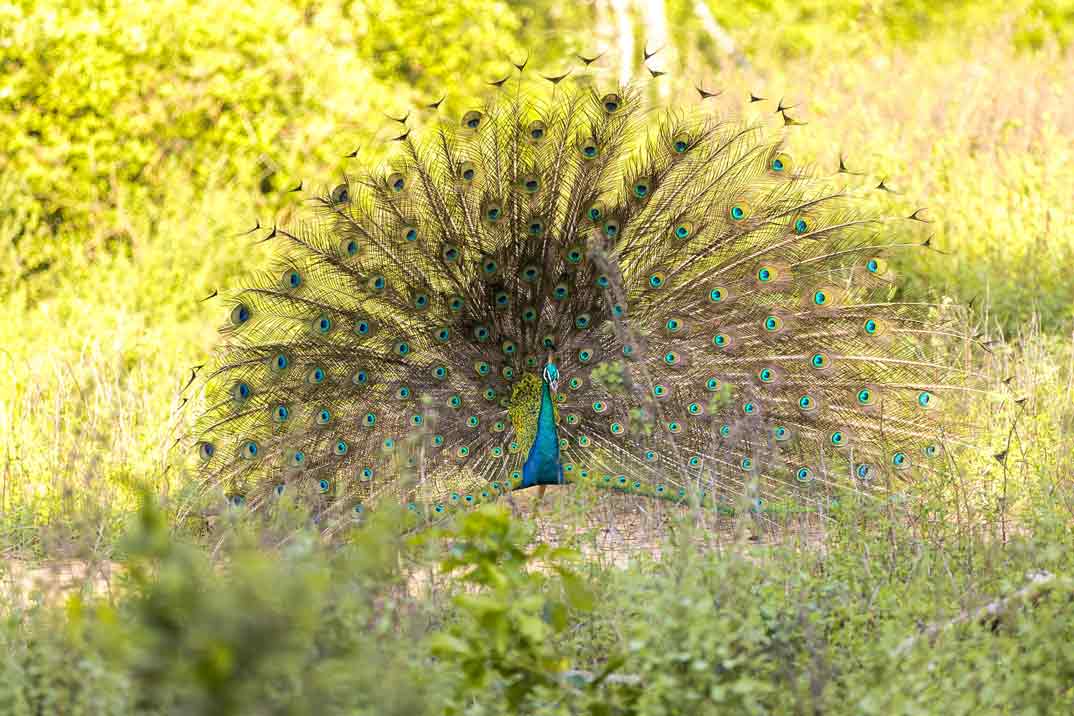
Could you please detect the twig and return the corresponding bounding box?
[892,570,1073,657]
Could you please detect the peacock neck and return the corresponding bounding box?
[521,381,564,488]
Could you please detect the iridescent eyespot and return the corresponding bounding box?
[719,424,731,438]
[501,340,517,355]
[272,404,290,423]
[688,402,703,415]
[729,204,748,221]
[773,425,790,441]
[794,217,809,235]
[575,313,592,329]
[520,174,540,193]
[705,377,720,391]
[758,367,775,383]
[367,275,386,292]
[593,401,607,413]
[740,457,754,471]
[229,303,251,326]
[318,479,330,493]
[798,394,816,411]
[810,352,830,370]
[770,152,790,173]
[528,220,545,236]
[742,402,757,415]
[401,226,418,242]
[865,257,888,275]
[442,244,461,262]
[461,110,483,130]
[569,377,582,390]
[763,315,783,332]
[830,431,847,447]
[595,274,610,289]
[672,133,690,153]
[361,467,374,480]
[307,367,327,384]
[527,120,547,142]
[473,325,490,341]
[197,442,215,462]
[387,172,406,193]
[601,93,621,113]
[856,464,873,480]
[648,272,666,289]
[586,202,605,222]
[334,440,349,456]
[663,351,681,366]
[891,451,909,469]
[565,246,584,264]
[395,386,412,400]
[923,444,940,458]
[484,203,504,222]
[757,266,777,283]
[449,296,465,311]
[392,341,411,357]
[652,384,669,398]
[231,382,251,403]
[916,391,936,409]
[672,222,693,240]
[580,138,599,159]
[473,361,491,376]
[795,467,814,482]
[330,183,350,203]
[632,177,652,200]
[712,333,731,348]
[857,388,875,405]
[522,306,538,322]
[578,348,593,363]
[311,314,333,334]
[665,318,683,333]
[351,369,368,385]
[281,269,302,290]
[340,238,360,257]
[240,440,259,459]
[363,412,376,427]
[552,282,569,300]
[708,287,728,303]
[603,219,620,237]
[271,353,290,372]
[667,421,682,434]
[609,422,624,435]
[316,408,332,424]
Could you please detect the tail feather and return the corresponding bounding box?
[186,69,977,524]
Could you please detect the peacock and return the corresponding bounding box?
[185,53,970,528]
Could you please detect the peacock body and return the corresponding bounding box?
[188,63,966,524]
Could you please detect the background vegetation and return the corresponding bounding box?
[1,0,1072,713]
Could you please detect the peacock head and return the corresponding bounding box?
[542,358,560,393]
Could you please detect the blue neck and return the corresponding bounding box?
[521,382,564,488]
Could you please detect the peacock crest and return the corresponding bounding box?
[186,59,971,523]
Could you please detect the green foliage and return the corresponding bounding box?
[426,506,595,714]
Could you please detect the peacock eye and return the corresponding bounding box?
[632,179,651,199]
[229,303,251,326]
[462,110,483,130]
[387,172,406,193]
[330,183,350,204]
[600,93,621,113]
[527,120,547,142]
[579,138,600,159]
